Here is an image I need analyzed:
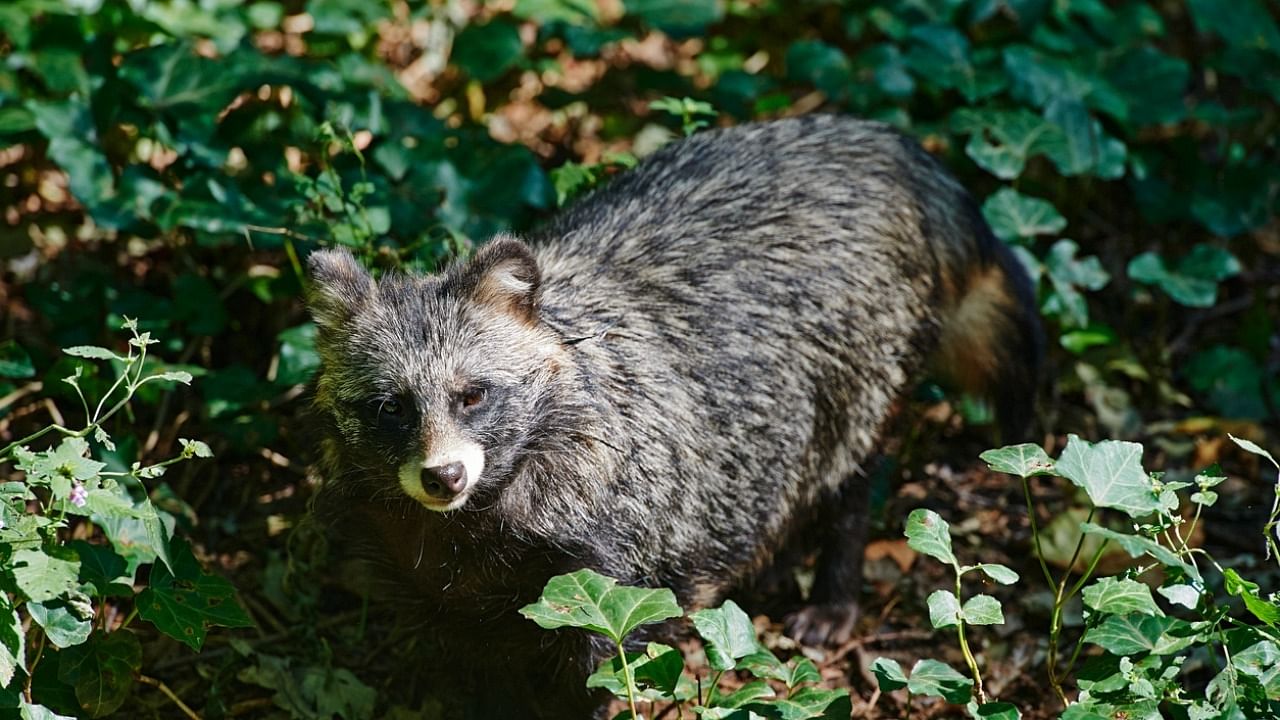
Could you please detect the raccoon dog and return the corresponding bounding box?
[308,114,1042,717]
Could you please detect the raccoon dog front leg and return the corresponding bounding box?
[784,477,870,646]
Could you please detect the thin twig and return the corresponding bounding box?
[136,674,202,720]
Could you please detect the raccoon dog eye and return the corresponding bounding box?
[380,399,403,416]
[459,387,486,410]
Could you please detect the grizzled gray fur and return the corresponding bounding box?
[308,114,1042,718]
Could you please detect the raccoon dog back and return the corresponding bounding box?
[307,114,1043,717]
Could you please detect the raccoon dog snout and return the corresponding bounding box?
[421,462,467,498]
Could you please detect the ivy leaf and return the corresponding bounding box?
[870,657,907,692]
[135,538,254,651]
[969,563,1020,584]
[905,509,957,567]
[981,188,1067,243]
[0,340,35,379]
[62,346,124,361]
[952,108,1055,179]
[1104,46,1189,126]
[1187,0,1280,52]
[690,599,760,671]
[512,0,600,25]
[980,443,1056,478]
[961,595,1005,625]
[1082,577,1164,617]
[1055,435,1163,518]
[1082,614,1185,655]
[1079,523,1199,580]
[1127,245,1241,307]
[786,40,853,100]
[907,659,972,703]
[56,630,141,718]
[1232,640,1280,698]
[451,20,524,84]
[928,589,961,629]
[1041,239,1109,328]
[1042,98,1126,179]
[519,568,682,644]
[586,642,688,702]
[748,686,852,719]
[906,24,1005,101]
[624,0,723,33]
[1157,583,1202,610]
[976,702,1022,720]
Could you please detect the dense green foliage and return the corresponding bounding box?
[1,0,1277,717]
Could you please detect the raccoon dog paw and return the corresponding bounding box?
[783,602,860,647]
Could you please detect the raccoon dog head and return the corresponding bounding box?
[307,236,564,513]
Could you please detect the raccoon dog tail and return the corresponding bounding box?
[924,173,1045,441]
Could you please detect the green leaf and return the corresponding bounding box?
[1079,523,1199,580]
[118,42,239,113]
[451,20,524,84]
[1042,98,1126,179]
[587,642,687,702]
[870,657,907,692]
[712,679,775,708]
[1082,614,1186,655]
[62,346,122,361]
[135,538,254,651]
[907,659,972,703]
[1187,0,1280,53]
[1104,46,1189,125]
[951,108,1055,179]
[0,599,24,687]
[1127,246,1241,308]
[513,0,599,25]
[1002,44,1096,108]
[969,563,1020,585]
[1230,434,1279,470]
[1055,435,1163,518]
[1041,239,1109,328]
[928,589,961,629]
[57,630,141,718]
[28,599,93,649]
[976,702,1021,719]
[749,686,852,719]
[961,594,1005,625]
[624,0,723,33]
[786,40,852,99]
[1082,577,1164,617]
[12,546,81,603]
[1223,569,1280,628]
[981,188,1066,243]
[980,443,1056,478]
[1232,640,1280,699]
[905,509,957,567]
[690,599,760,672]
[70,541,133,598]
[1156,583,1202,610]
[519,568,682,643]
[0,340,35,379]
[906,24,1005,101]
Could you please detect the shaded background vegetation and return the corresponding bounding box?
[0,0,1277,717]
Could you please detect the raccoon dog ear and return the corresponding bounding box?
[453,235,541,323]
[306,248,375,332]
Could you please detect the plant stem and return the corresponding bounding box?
[0,423,81,457]
[136,674,202,719]
[1046,508,1096,703]
[954,571,986,704]
[1021,477,1056,588]
[617,639,641,720]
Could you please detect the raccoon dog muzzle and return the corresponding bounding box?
[397,438,486,512]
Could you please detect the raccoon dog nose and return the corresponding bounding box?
[421,462,467,498]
